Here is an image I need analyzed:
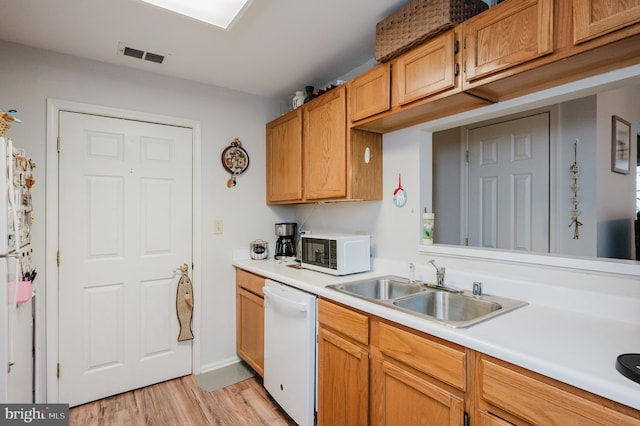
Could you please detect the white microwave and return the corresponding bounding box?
[300,233,370,276]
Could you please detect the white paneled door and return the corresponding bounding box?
[57,112,193,406]
[467,112,550,252]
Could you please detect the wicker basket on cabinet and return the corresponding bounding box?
[375,0,488,63]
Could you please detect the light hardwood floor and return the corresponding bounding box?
[69,375,297,425]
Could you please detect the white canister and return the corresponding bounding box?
[292,91,306,109]
[250,240,268,260]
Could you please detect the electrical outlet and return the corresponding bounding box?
[213,220,224,234]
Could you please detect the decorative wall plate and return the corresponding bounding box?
[221,138,249,187]
[392,173,407,207]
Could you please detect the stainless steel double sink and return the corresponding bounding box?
[327,276,527,328]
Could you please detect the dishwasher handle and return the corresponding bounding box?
[263,286,309,312]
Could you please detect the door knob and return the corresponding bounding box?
[175,264,189,273]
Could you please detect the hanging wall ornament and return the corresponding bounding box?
[221,138,250,188]
[175,264,194,342]
[392,173,407,208]
[568,139,582,240]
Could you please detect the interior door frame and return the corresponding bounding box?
[44,98,203,403]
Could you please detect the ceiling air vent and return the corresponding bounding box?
[144,52,164,64]
[118,42,167,64]
[123,47,144,59]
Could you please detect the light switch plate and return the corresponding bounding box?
[213,220,224,234]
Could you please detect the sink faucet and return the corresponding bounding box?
[428,260,445,286]
[408,263,417,283]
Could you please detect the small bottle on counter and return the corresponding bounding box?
[423,210,434,244]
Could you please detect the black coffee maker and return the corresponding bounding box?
[274,222,297,260]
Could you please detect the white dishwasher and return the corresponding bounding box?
[263,279,317,426]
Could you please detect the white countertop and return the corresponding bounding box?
[233,258,640,411]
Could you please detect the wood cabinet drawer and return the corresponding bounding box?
[378,322,466,391]
[318,298,369,346]
[235,268,265,296]
[479,356,640,425]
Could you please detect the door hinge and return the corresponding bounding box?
[56,250,60,267]
[464,411,469,426]
[455,63,460,77]
[465,150,470,163]
[192,262,195,271]
[57,363,61,379]
[465,238,469,246]
[454,39,459,54]
[463,36,467,49]
[57,136,61,153]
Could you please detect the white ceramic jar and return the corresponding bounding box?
[292,91,306,109]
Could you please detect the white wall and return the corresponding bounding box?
[0,40,294,380]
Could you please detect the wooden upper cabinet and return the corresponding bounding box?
[394,30,458,106]
[266,109,303,203]
[349,63,391,122]
[304,87,347,200]
[462,0,553,83]
[266,85,382,204]
[573,0,640,44]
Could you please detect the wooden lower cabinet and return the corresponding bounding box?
[317,326,369,426]
[317,298,640,426]
[317,298,469,426]
[235,269,265,377]
[476,355,640,426]
[371,357,464,425]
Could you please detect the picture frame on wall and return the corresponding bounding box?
[611,115,631,174]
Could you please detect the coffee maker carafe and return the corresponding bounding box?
[274,222,297,260]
